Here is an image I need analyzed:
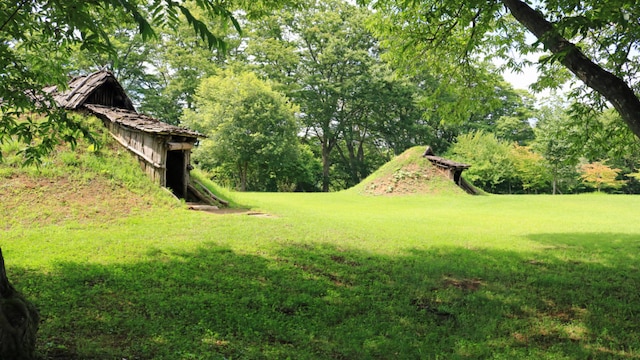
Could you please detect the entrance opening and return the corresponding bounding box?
[166,150,186,198]
[453,170,462,185]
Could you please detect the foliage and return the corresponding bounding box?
[183,70,307,191]
[532,102,582,194]
[572,108,640,194]
[579,161,624,193]
[363,0,640,140]
[448,131,515,193]
[367,74,452,155]
[455,81,537,145]
[249,0,379,191]
[64,1,249,125]
[448,131,554,194]
[511,144,552,193]
[139,3,243,124]
[627,169,640,193]
[285,143,323,192]
[364,0,526,122]
[530,101,640,194]
[495,115,535,145]
[247,0,449,191]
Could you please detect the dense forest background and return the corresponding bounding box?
[5,0,640,194]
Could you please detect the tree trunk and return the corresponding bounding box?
[357,139,367,181]
[321,145,331,192]
[345,141,361,186]
[552,164,558,195]
[501,0,640,140]
[239,162,248,192]
[0,248,40,360]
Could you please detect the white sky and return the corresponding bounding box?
[502,65,540,91]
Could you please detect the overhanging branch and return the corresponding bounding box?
[501,0,640,139]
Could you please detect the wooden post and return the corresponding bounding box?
[0,248,40,360]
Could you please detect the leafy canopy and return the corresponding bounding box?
[182,70,304,191]
[580,162,624,192]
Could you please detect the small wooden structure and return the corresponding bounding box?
[45,70,205,198]
[423,146,478,195]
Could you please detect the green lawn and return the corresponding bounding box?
[3,189,640,359]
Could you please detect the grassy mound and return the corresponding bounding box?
[0,116,181,228]
[349,146,468,196]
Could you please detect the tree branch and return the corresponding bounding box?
[0,0,28,33]
[501,0,640,139]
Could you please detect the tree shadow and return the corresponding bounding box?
[8,234,640,359]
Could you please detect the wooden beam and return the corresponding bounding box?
[108,131,165,169]
[195,180,229,206]
[167,142,194,151]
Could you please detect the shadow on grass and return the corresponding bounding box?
[10,233,640,359]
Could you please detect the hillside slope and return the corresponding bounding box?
[0,116,180,228]
[349,146,476,196]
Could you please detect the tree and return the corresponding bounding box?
[364,0,640,140]
[447,131,516,193]
[182,70,305,191]
[572,108,640,194]
[368,74,449,155]
[454,80,536,145]
[248,0,447,191]
[580,162,623,193]
[495,115,535,145]
[532,102,581,194]
[448,131,553,193]
[628,170,640,191]
[279,0,381,191]
[64,2,244,125]
[141,3,245,124]
[511,144,551,193]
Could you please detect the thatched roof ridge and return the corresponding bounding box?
[84,104,204,138]
[44,70,135,110]
[43,70,204,139]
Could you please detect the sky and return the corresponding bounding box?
[502,65,540,91]
[497,49,569,103]
[494,38,543,92]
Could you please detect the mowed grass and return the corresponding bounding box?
[2,188,640,359]
[2,134,640,359]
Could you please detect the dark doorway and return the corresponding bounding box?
[166,150,186,198]
[453,170,462,185]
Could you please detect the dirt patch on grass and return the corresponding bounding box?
[442,276,483,292]
[0,174,156,228]
[186,204,273,217]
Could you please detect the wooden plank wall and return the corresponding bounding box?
[105,122,168,186]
